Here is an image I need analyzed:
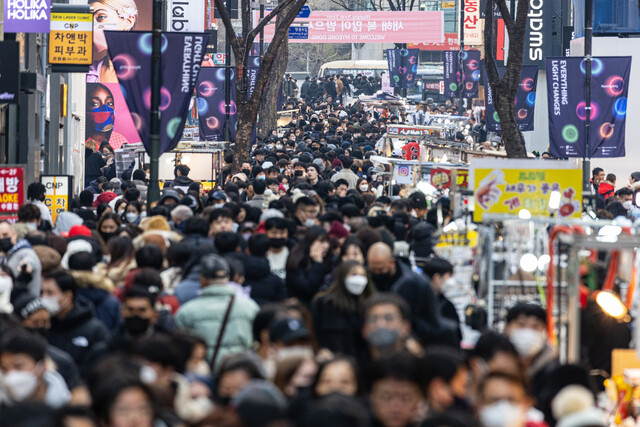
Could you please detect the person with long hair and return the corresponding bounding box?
[311,260,374,357]
[88,0,138,83]
[106,235,136,288]
[285,227,331,306]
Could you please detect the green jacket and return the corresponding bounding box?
[175,285,259,370]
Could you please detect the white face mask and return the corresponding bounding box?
[623,200,633,210]
[213,203,225,209]
[0,276,13,294]
[283,184,289,191]
[41,296,61,316]
[359,184,369,192]
[140,365,158,384]
[188,360,211,377]
[304,218,316,227]
[276,145,284,150]
[509,328,545,358]
[3,368,40,402]
[479,400,524,427]
[125,213,139,223]
[345,275,368,295]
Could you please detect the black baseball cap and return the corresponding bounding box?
[269,318,310,344]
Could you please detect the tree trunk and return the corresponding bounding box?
[234,103,257,172]
[258,37,288,138]
[483,0,529,158]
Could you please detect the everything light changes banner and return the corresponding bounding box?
[483,65,538,132]
[105,31,209,155]
[546,57,631,158]
[386,49,419,89]
[443,50,481,99]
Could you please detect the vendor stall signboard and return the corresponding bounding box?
[0,166,25,216]
[41,175,72,225]
[49,11,93,66]
[387,125,440,137]
[470,159,582,221]
[431,168,469,189]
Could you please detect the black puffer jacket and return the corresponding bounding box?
[46,297,109,375]
[242,256,287,305]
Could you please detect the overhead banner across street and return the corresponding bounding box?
[257,11,444,44]
[546,56,631,158]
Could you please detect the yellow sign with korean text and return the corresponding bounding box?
[471,159,582,222]
[441,2,456,8]
[49,12,93,65]
[41,175,72,225]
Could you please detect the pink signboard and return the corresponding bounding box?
[257,11,444,44]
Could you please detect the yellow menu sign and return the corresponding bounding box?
[471,159,582,222]
[49,12,93,65]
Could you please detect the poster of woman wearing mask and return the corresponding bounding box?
[87,0,152,83]
[86,83,141,149]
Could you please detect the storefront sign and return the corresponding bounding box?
[4,0,50,33]
[49,11,93,65]
[168,0,205,32]
[258,11,444,44]
[463,0,482,45]
[409,33,459,51]
[0,42,20,104]
[0,166,25,215]
[431,168,469,189]
[41,175,72,225]
[471,159,582,221]
[523,0,553,67]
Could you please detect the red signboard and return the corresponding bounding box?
[409,32,459,51]
[402,141,420,160]
[0,166,25,213]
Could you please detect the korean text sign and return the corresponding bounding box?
[0,167,25,214]
[49,11,93,65]
[257,11,444,44]
[41,176,72,225]
[470,159,582,222]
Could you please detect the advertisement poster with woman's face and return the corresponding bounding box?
[86,0,152,148]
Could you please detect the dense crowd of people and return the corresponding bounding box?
[0,82,624,427]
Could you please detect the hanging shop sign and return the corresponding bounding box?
[4,0,51,33]
[0,166,25,217]
[0,42,20,104]
[49,11,93,66]
[41,175,72,225]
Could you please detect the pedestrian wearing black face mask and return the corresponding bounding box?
[107,287,160,353]
[366,242,457,347]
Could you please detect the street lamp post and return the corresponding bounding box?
[583,0,593,194]
[148,0,163,209]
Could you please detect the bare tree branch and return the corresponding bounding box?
[246,0,298,45]
[213,0,242,59]
[496,0,515,36]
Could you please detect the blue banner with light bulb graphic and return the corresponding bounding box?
[386,48,419,89]
[483,65,538,132]
[546,56,631,159]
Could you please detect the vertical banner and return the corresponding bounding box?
[484,65,538,132]
[386,48,419,89]
[443,50,481,98]
[546,57,631,158]
[462,50,481,99]
[41,175,72,225]
[0,166,25,218]
[196,67,237,142]
[4,0,50,33]
[0,42,20,104]
[443,51,459,98]
[105,31,209,154]
[523,0,553,67]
